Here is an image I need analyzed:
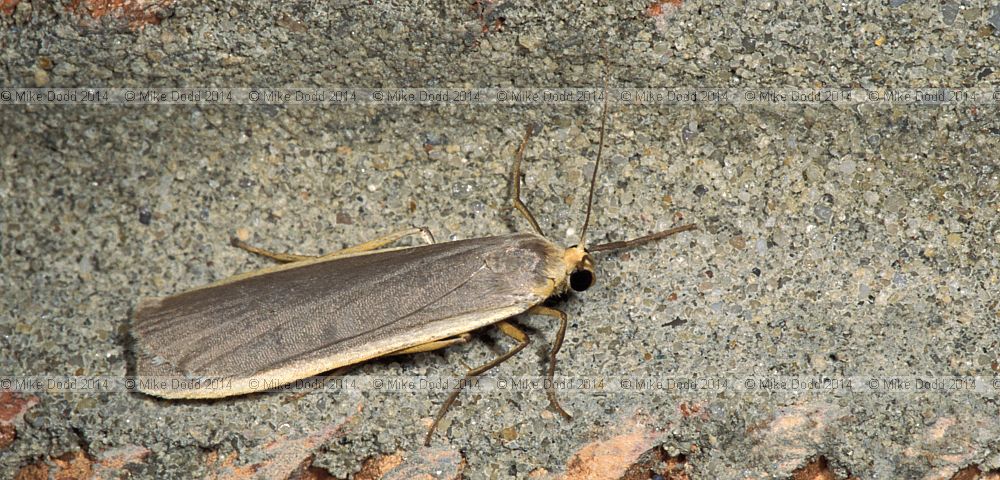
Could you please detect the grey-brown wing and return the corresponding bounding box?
[132,233,562,394]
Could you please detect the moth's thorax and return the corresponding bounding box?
[562,246,593,275]
[537,244,596,297]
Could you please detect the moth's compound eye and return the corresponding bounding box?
[569,269,595,292]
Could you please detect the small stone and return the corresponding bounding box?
[138,207,152,225]
[75,398,98,410]
[0,424,15,450]
[528,467,549,478]
[946,233,961,247]
[33,68,50,87]
[814,204,833,222]
[500,426,518,441]
[863,191,879,206]
[235,228,251,242]
[13,1,31,22]
[940,3,959,25]
[518,34,543,51]
[52,62,77,77]
[146,49,165,63]
[810,353,828,371]
[839,159,856,175]
[987,7,1000,30]
[804,164,824,182]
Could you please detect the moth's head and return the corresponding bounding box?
[562,245,596,293]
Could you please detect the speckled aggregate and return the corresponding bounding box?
[2,1,999,478]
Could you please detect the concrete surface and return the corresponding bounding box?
[2,1,1000,479]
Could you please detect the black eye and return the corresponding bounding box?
[569,269,595,292]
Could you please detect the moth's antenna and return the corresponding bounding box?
[579,65,609,248]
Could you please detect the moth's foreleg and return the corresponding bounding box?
[509,125,544,236]
[424,321,529,446]
[527,305,573,420]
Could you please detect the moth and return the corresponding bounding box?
[131,98,695,445]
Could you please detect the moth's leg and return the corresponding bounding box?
[327,226,435,259]
[527,305,573,419]
[280,365,357,404]
[229,238,316,263]
[389,333,472,356]
[286,331,468,403]
[230,227,435,264]
[424,321,529,446]
[509,125,544,236]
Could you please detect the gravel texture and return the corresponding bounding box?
[2,1,1000,478]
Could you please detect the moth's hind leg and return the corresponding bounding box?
[332,227,435,258]
[229,238,316,263]
[424,321,529,446]
[230,227,436,264]
[280,365,356,404]
[282,329,462,404]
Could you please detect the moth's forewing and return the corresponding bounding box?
[132,233,565,399]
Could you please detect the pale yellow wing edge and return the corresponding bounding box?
[134,303,539,399]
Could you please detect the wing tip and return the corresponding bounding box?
[135,296,163,317]
[131,352,245,399]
